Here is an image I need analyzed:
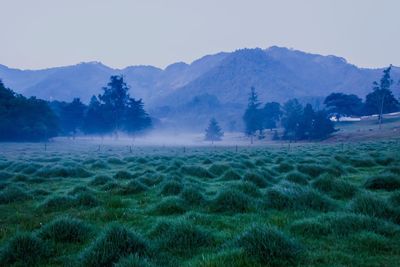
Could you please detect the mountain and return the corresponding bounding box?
[1,47,399,131]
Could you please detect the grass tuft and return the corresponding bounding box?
[39,217,91,243]
[364,174,400,191]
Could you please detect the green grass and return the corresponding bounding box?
[0,139,400,266]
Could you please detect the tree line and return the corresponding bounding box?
[0,75,152,141]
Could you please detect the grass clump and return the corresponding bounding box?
[39,195,76,212]
[180,186,205,205]
[364,174,400,191]
[118,180,148,195]
[243,172,269,188]
[290,212,399,237]
[389,190,400,206]
[285,171,309,185]
[150,220,213,256]
[89,175,113,186]
[81,223,150,267]
[181,166,214,178]
[208,164,230,176]
[76,192,101,207]
[210,188,254,213]
[222,170,241,180]
[114,170,134,180]
[297,164,327,178]
[114,254,154,267]
[236,225,303,266]
[312,174,358,199]
[266,183,337,211]
[0,185,31,204]
[151,197,188,215]
[39,217,91,243]
[160,180,183,196]
[0,233,50,266]
[275,162,295,173]
[348,231,395,254]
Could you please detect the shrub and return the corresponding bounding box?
[290,212,399,237]
[266,183,336,212]
[285,172,309,185]
[114,254,154,267]
[209,164,230,176]
[160,180,183,196]
[151,197,188,215]
[0,233,50,266]
[39,217,91,243]
[364,174,400,191]
[118,180,148,195]
[312,174,357,199]
[210,188,254,213]
[222,170,242,181]
[0,185,31,204]
[89,175,113,186]
[181,166,214,178]
[150,220,213,256]
[81,224,150,267]
[180,186,205,205]
[243,173,268,188]
[237,225,303,266]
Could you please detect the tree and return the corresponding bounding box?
[324,93,363,120]
[99,75,130,133]
[281,99,303,141]
[365,66,400,128]
[243,87,262,143]
[123,98,152,134]
[59,98,86,137]
[82,96,110,136]
[310,110,335,139]
[298,103,315,140]
[0,80,58,141]
[205,118,223,144]
[262,102,281,130]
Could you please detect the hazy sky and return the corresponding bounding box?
[1,0,399,70]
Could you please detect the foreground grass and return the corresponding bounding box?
[0,139,400,266]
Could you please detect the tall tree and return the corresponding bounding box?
[281,99,303,141]
[310,110,335,139]
[298,103,315,140]
[324,93,364,120]
[123,98,152,134]
[82,96,110,136]
[59,98,86,137]
[205,118,223,144]
[365,66,400,128]
[243,87,262,143]
[262,102,281,130]
[99,75,130,133]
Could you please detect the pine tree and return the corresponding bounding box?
[205,118,223,144]
[243,87,262,144]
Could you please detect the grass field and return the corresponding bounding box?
[1,138,400,267]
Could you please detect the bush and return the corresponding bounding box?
[81,224,150,267]
[39,217,91,243]
[114,254,154,267]
[180,187,205,205]
[312,174,357,199]
[89,175,113,186]
[266,183,337,211]
[364,174,400,191]
[181,166,214,178]
[150,220,213,256]
[290,212,399,237]
[243,173,268,188]
[210,188,254,213]
[118,180,148,195]
[160,180,183,196]
[151,197,188,215]
[285,172,309,185]
[222,170,242,181]
[0,233,50,266]
[0,185,31,204]
[237,225,303,266]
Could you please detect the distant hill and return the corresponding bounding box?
[1,46,399,131]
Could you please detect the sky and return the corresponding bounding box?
[0,0,399,70]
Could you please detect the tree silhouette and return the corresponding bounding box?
[205,118,223,144]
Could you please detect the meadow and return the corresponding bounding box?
[0,139,400,267]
